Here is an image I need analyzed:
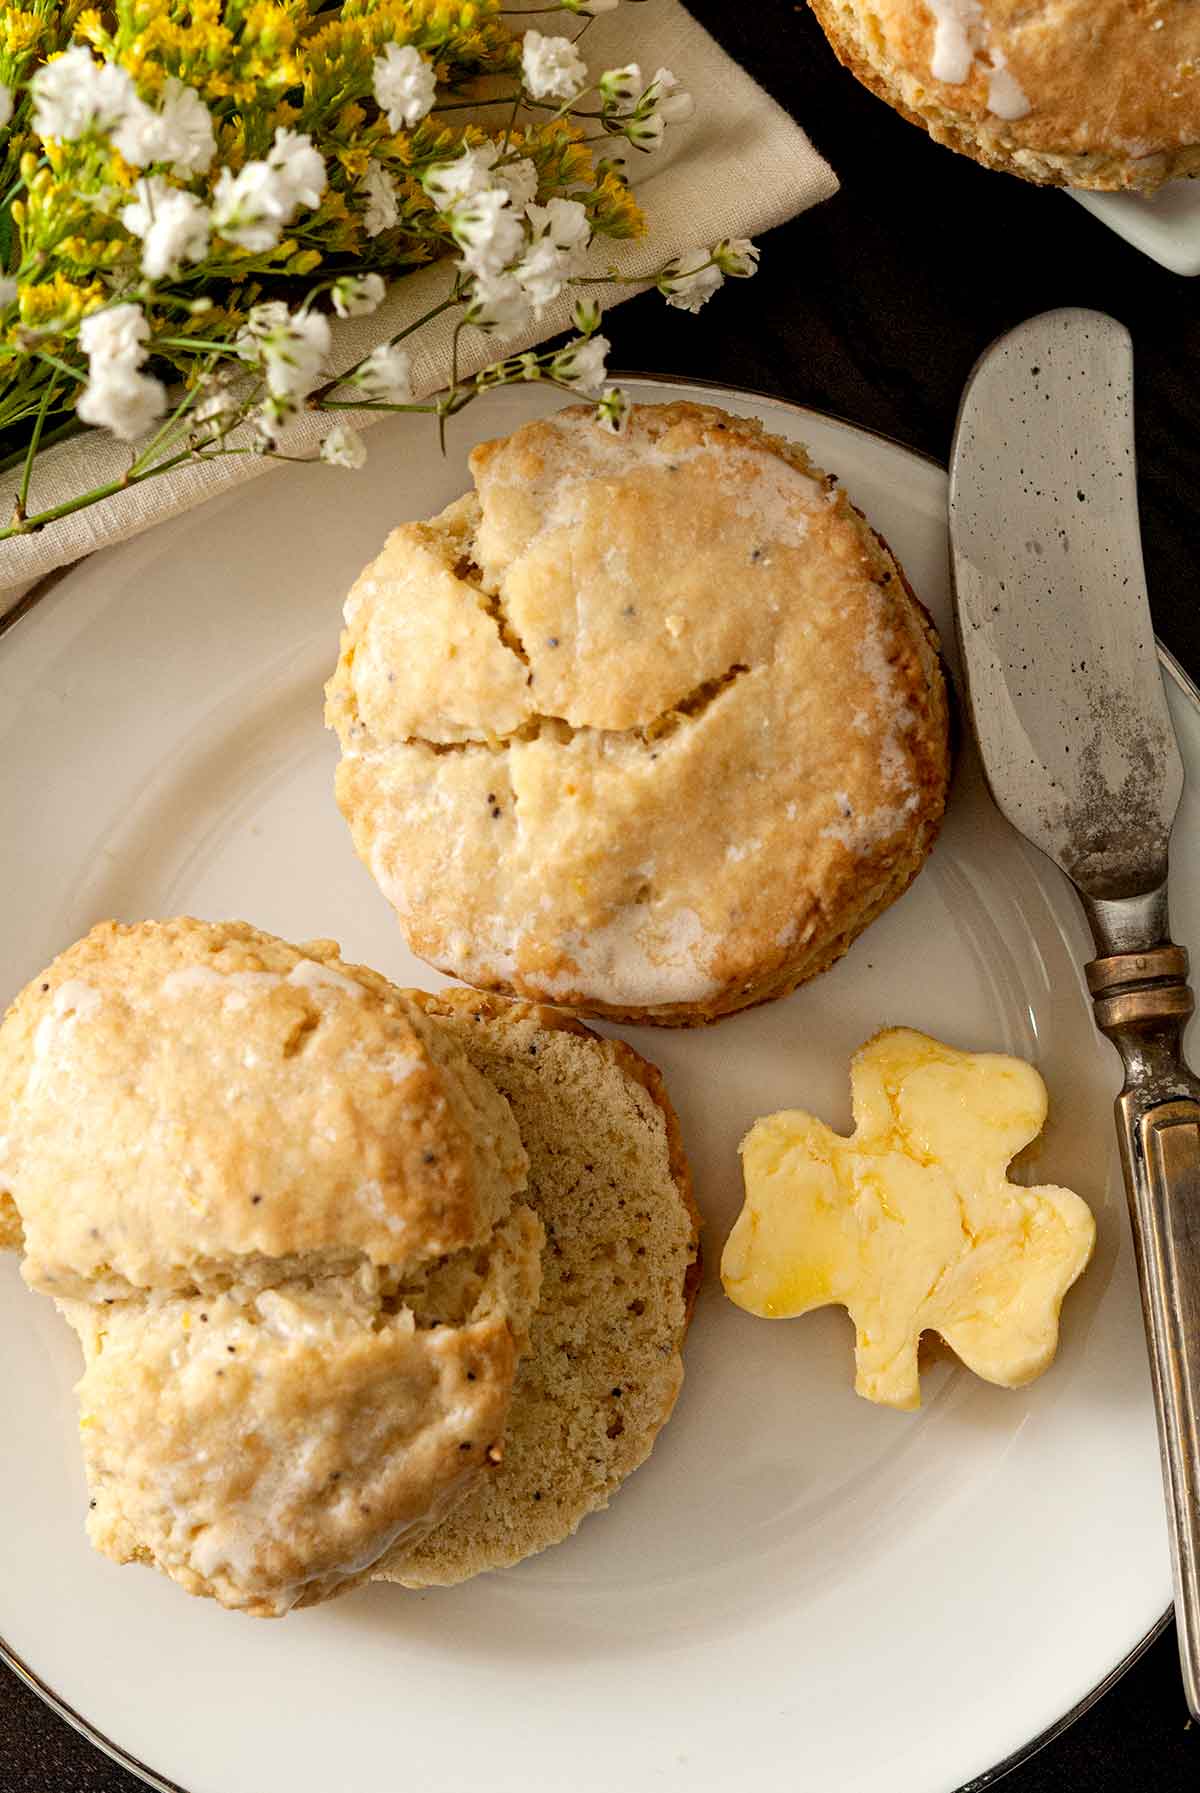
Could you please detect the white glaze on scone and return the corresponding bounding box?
[327,402,949,1025]
[810,0,1200,192]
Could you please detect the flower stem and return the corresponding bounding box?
[13,377,58,526]
[0,448,198,540]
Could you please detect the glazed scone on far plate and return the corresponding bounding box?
[0,919,542,1616]
[327,401,950,1027]
[809,0,1200,192]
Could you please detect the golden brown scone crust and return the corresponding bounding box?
[0,917,527,1299]
[0,920,544,1617]
[376,988,700,1586]
[810,0,1200,191]
[327,402,949,1027]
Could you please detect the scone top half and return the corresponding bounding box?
[0,918,526,1299]
[810,0,1200,192]
[0,919,543,1617]
[328,401,949,1025]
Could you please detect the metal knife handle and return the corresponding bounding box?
[1088,943,1200,1718]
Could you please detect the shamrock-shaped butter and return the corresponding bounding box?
[721,1028,1096,1410]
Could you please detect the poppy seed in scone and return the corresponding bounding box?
[326,400,951,1026]
[808,0,1200,193]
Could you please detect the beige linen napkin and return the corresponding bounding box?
[0,2,837,599]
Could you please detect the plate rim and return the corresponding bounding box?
[0,370,1182,1793]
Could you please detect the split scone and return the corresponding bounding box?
[809,0,1200,192]
[0,919,542,1617]
[327,401,949,1027]
[375,990,701,1586]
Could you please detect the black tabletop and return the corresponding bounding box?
[4,4,1200,1787]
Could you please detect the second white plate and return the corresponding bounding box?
[1072,177,1200,277]
[0,377,1180,1793]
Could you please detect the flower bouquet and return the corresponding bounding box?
[0,0,759,545]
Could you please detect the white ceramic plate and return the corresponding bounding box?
[1071,179,1200,277]
[0,379,1184,1793]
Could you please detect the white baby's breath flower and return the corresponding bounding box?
[623,112,664,152]
[422,143,500,208]
[0,84,12,132]
[595,386,629,432]
[361,159,398,236]
[266,128,326,211]
[121,177,210,279]
[527,196,590,250]
[256,394,299,440]
[263,314,331,399]
[373,42,437,130]
[31,45,136,142]
[424,143,537,215]
[449,188,526,278]
[514,197,591,311]
[496,157,538,212]
[321,421,368,469]
[712,237,760,278]
[211,131,323,252]
[193,373,239,424]
[238,299,290,340]
[553,332,610,395]
[237,303,331,402]
[521,31,588,102]
[648,68,694,123]
[0,277,17,310]
[598,62,643,115]
[356,342,413,402]
[77,364,167,440]
[211,163,290,252]
[512,237,572,312]
[464,271,534,335]
[332,273,386,318]
[112,77,216,175]
[572,295,602,335]
[658,249,724,313]
[79,302,150,366]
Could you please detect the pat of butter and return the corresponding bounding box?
[721,1028,1096,1410]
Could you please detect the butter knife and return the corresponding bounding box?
[949,307,1200,1717]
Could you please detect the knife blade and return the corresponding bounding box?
[950,307,1200,1720]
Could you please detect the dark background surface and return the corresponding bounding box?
[3,2,1200,1787]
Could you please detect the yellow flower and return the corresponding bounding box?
[2,9,46,56]
[18,273,107,333]
[588,171,645,240]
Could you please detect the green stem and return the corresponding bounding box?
[309,292,460,405]
[314,400,442,412]
[130,363,210,478]
[153,337,245,357]
[34,350,87,385]
[0,447,198,540]
[431,94,523,112]
[15,376,57,522]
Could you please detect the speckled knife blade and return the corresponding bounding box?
[948,307,1182,903]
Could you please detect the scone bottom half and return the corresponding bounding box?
[375,990,701,1588]
[0,918,543,1617]
[327,401,951,1027]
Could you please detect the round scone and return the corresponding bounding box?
[0,919,543,1616]
[374,988,700,1587]
[808,0,1200,192]
[327,401,949,1027]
